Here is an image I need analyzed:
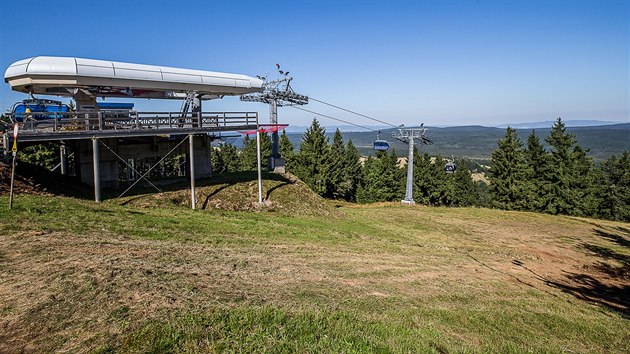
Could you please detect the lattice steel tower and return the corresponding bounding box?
[241,64,308,172]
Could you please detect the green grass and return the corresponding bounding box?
[0,194,628,353]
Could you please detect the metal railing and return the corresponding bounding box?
[9,111,258,134]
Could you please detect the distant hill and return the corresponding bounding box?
[284,123,630,161]
[284,120,624,133]
[496,120,622,129]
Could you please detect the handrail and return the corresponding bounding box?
[8,110,258,134]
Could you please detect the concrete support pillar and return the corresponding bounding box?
[92,138,101,202]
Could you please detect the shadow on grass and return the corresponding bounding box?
[3,161,93,199]
[584,227,630,278]
[546,272,629,317]
[593,228,630,248]
[466,254,560,299]
[109,171,295,204]
[546,227,629,317]
[469,227,630,317]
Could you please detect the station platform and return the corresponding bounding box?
[3,110,258,143]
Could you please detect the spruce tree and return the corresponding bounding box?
[452,160,479,207]
[524,130,547,211]
[240,135,257,171]
[571,145,597,216]
[240,133,271,171]
[489,127,529,210]
[221,144,241,172]
[412,149,433,205]
[324,129,347,199]
[384,149,406,200]
[211,146,226,174]
[597,151,630,221]
[293,118,330,195]
[356,152,398,202]
[543,118,595,215]
[429,156,455,206]
[17,143,59,170]
[343,139,363,201]
[279,129,294,170]
[357,156,380,203]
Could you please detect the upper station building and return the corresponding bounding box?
[3,56,265,200]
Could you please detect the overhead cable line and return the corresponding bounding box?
[290,106,376,132]
[307,96,399,128]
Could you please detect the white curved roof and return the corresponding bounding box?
[4,56,264,99]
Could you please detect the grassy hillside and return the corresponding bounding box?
[285,123,630,160]
[118,171,339,217]
[0,180,628,352]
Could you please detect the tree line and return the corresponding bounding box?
[489,117,629,221]
[213,117,629,222]
[10,114,627,222]
[212,118,481,206]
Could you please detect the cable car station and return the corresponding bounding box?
[3,56,264,203]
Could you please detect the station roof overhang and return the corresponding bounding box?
[4,56,264,100]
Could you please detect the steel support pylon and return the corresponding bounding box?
[393,125,432,206]
[269,100,281,171]
[402,135,415,205]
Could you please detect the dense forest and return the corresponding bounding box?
[213,118,629,222]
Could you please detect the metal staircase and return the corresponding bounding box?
[180,91,196,117]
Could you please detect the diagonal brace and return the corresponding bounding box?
[98,139,162,195]
[113,136,188,198]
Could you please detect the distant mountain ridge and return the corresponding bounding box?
[496,120,622,129]
[284,120,625,133]
[280,123,630,161]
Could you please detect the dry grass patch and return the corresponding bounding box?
[0,196,628,352]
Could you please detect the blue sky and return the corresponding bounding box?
[0,0,627,127]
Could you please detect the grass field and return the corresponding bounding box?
[0,181,628,352]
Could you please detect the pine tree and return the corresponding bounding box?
[211,146,226,174]
[240,135,257,171]
[451,159,479,207]
[429,156,455,206]
[412,149,433,205]
[383,149,405,200]
[357,156,380,203]
[324,129,347,199]
[18,143,59,170]
[240,133,271,171]
[342,139,363,201]
[489,127,529,210]
[221,144,241,172]
[279,129,294,170]
[356,152,398,202]
[597,151,630,221]
[293,118,330,195]
[571,145,597,216]
[543,118,595,216]
[524,130,547,210]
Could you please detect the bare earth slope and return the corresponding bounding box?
[0,194,628,352]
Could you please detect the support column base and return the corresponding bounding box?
[401,199,416,206]
[268,157,285,174]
